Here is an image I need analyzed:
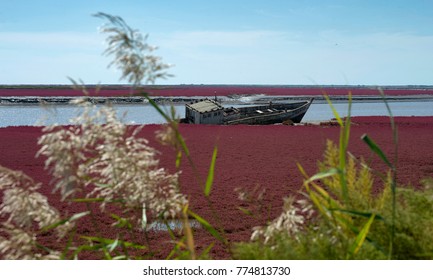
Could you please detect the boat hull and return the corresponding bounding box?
[181,98,314,125]
[223,99,313,125]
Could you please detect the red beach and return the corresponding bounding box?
[1,115,433,259]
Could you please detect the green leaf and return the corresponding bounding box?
[110,214,133,229]
[141,92,203,183]
[324,94,343,126]
[107,238,119,252]
[379,88,396,134]
[341,92,352,152]
[70,211,91,222]
[188,210,226,244]
[61,227,76,259]
[199,243,215,258]
[175,150,182,169]
[339,92,352,202]
[175,129,191,157]
[329,209,384,221]
[165,237,185,260]
[72,197,105,203]
[305,168,339,184]
[205,146,218,196]
[80,236,146,250]
[73,244,105,256]
[349,214,376,257]
[361,134,393,168]
[142,93,171,122]
[238,207,253,216]
[40,211,90,233]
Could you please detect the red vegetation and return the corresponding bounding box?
[1,117,433,259]
[1,85,433,97]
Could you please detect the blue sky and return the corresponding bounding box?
[1,0,433,85]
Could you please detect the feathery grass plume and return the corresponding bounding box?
[235,185,271,220]
[94,11,230,252]
[155,123,178,148]
[0,224,61,260]
[0,166,70,259]
[0,166,70,234]
[250,197,313,244]
[94,12,172,86]
[38,98,188,219]
[318,140,383,212]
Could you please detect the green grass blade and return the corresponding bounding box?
[349,213,376,257]
[110,214,133,229]
[378,88,398,259]
[144,95,191,158]
[188,210,226,244]
[175,129,191,157]
[40,211,90,232]
[324,94,343,126]
[142,93,171,122]
[205,146,218,196]
[175,150,182,169]
[342,92,352,149]
[141,92,192,158]
[165,237,185,260]
[73,244,105,258]
[307,190,331,219]
[324,93,351,201]
[80,236,147,250]
[107,238,119,252]
[379,88,396,133]
[238,207,253,216]
[199,242,215,259]
[72,197,105,203]
[329,209,384,221]
[361,134,393,168]
[140,95,201,183]
[339,92,352,202]
[296,162,309,179]
[61,227,76,259]
[305,168,339,184]
[69,211,91,222]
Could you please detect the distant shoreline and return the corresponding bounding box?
[1,84,433,106]
[1,84,433,99]
[1,94,432,106]
[2,84,433,89]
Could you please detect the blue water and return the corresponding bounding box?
[1,100,432,127]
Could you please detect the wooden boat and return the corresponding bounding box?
[183,98,313,125]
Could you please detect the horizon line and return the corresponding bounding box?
[1,84,433,89]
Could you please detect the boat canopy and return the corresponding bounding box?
[186,99,223,113]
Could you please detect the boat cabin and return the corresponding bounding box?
[185,99,224,124]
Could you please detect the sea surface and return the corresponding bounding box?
[1,100,433,128]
